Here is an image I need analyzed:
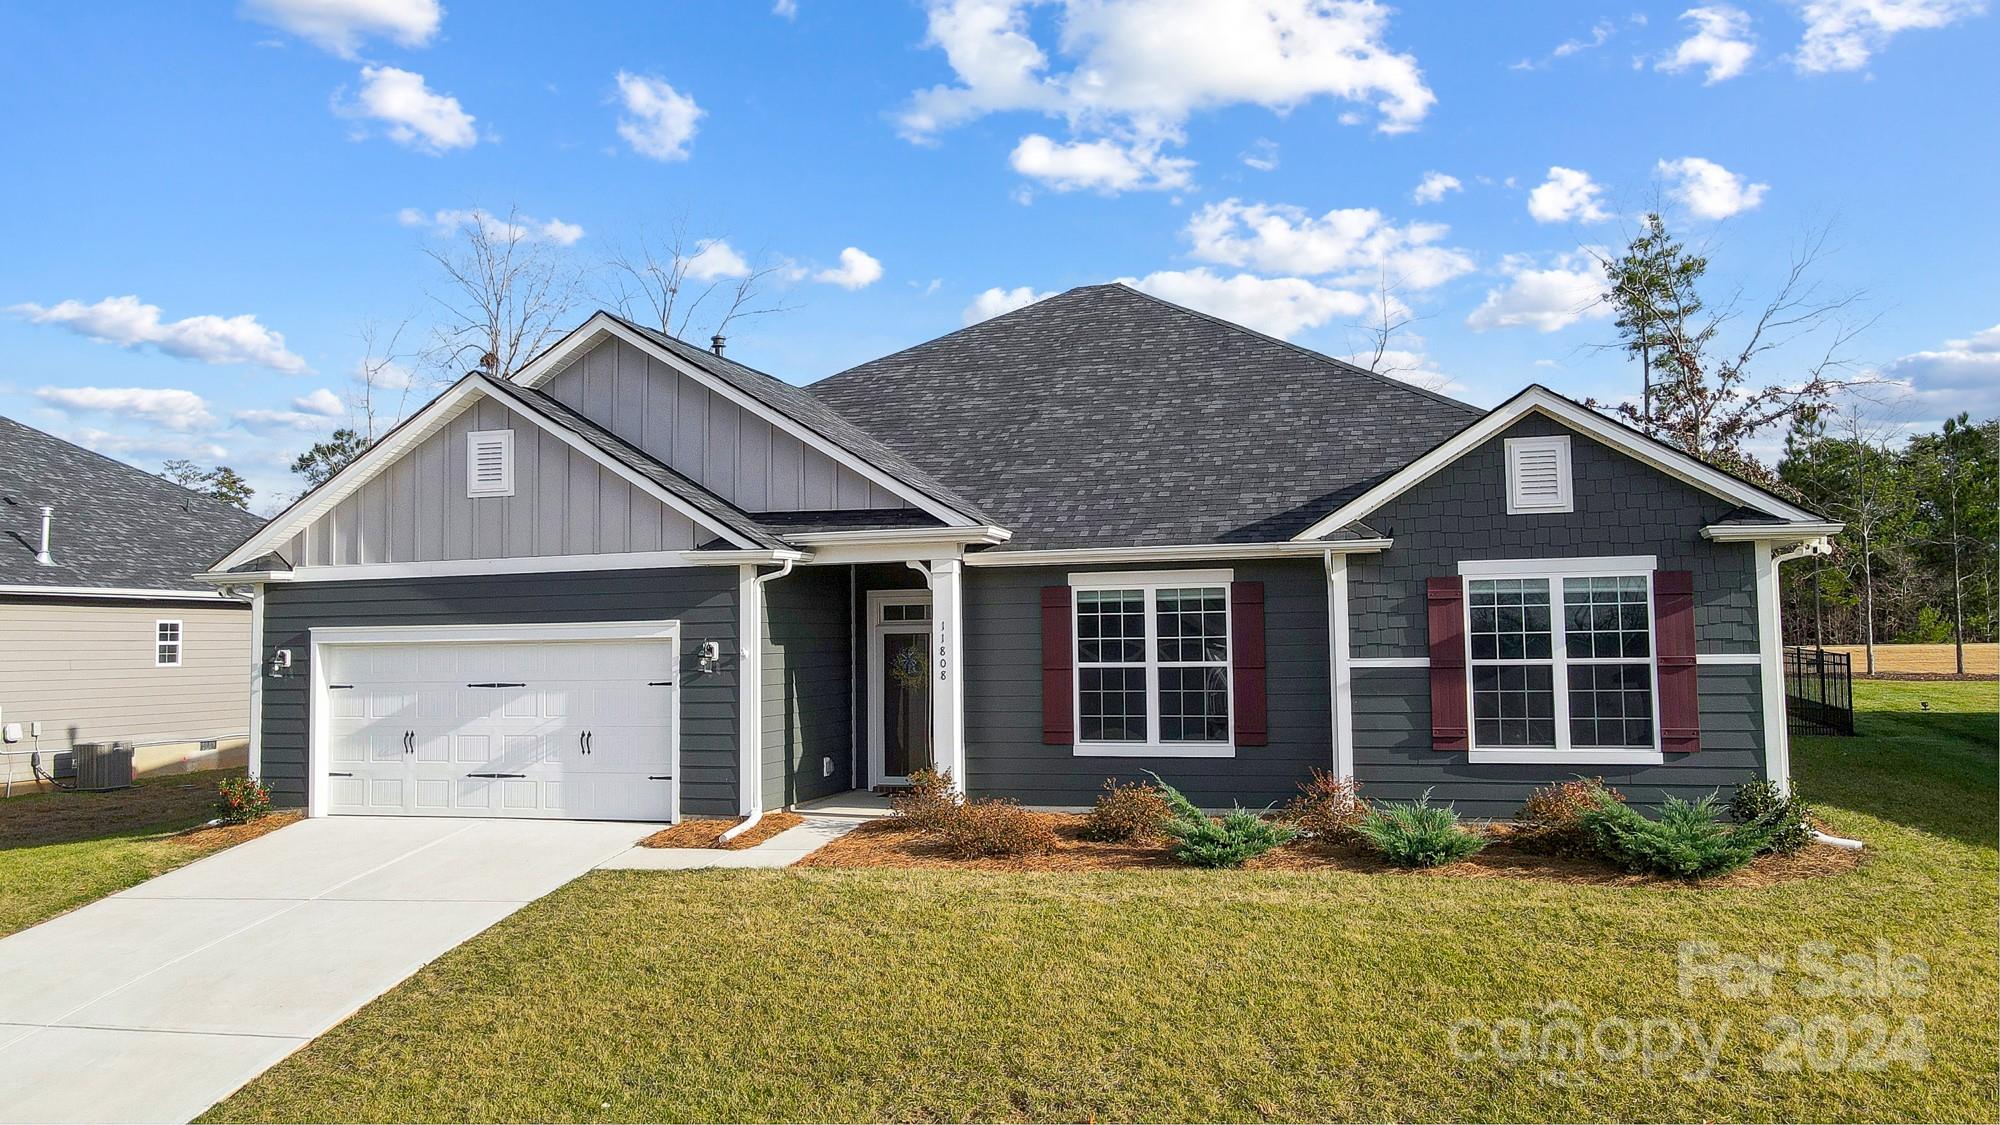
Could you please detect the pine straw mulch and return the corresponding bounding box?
[172,809,303,850]
[638,810,806,850]
[795,812,1865,888]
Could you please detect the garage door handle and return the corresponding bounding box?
[466,772,524,779]
[647,681,673,686]
[329,772,353,777]
[648,775,672,781]
[467,682,525,688]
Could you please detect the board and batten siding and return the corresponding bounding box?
[1344,412,1767,817]
[258,568,740,815]
[285,397,702,568]
[962,558,1330,808]
[0,597,250,783]
[542,337,907,513]
[760,565,853,808]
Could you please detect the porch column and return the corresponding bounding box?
[928,557,967,793]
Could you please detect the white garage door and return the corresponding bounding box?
[322,637,677,821]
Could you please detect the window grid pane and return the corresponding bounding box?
[1567,664,1654,747]
[1467,578,1552,660]
[1079,666,1147,742]
[1076,589,1145,665]
[1155,587,1228,663]
[1563,576,1650,660]
[1471,664,1556,747]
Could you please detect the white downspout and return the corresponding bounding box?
[721,557,795,842]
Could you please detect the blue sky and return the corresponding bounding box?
[3,0,1995,510]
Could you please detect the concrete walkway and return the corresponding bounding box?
[0,816,653,1124]
[597,812,862,870]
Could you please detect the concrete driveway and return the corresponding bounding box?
[0,815,653,1124]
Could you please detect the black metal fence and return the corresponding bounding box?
[1785,646,1855,736]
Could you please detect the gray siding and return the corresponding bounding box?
[544,338,908,513]
[290,397,701,567]
[1344,413,1768,817]
[761,565,852,808]
[260,567,740,815]
[962,558,1329,808]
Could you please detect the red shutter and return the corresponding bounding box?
[1230,581,1268,747]
[1041,586,1074,746]
[1426,576,1469,751]
[1655,570,1700,753]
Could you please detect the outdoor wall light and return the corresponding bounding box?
[695,640,721,674]
[267,648,293,678]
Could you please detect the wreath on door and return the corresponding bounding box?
[889,645,929,690]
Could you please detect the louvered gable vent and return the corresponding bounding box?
[466,429,514,498]
[1505,435,1572,514]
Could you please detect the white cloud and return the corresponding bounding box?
[685,239,752,281]
[343,66,476,153]
[1464,253,1611,333]
[814,247,884,290]
[1411,171,1462,205]
[1527,166,1612,223]
[1117,268,1371,339]
[1659,6,1757,82]
[963,286,1058,325]
[1795,0,1983,73]
[1875,322,2000,420]
[1008,134,1193,193]
[1185,199,1474,290]
[355,358,414,391]
[63,427,230,465]
[773,0,799,17]
[1340,332,1467,396]
[1658,156,1769,219]
[241,0,441,58]
[398,207,585,246]
[35,386,216,432]
[614,71,702,161]
[232,408,336,432]
[11,295,310,374]
[1240,138,1280,172]
[295,388,345,416]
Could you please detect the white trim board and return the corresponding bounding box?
[1349,653,1764,668]
[0,584,239,602]
[510,313,980,529]
[1293,387,1822,542]
[281,548,801,583]
[965,539,1392,568]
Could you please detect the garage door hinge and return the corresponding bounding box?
[466,682,526,688]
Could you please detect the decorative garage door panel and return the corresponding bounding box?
[324,639,675,821]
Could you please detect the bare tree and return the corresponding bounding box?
[602,221,793,344]
[422,207,587,381]
[350,315,417,441]
[1341,267,1457,394]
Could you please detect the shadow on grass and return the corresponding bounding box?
[1793,680,1997,848]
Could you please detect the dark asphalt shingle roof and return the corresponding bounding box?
[0,414,266,592]
[806,284,1485,551]
[748,508,945,534]
[604,314,992,524]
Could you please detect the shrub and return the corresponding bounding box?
[1166,808,1299,868]
[1580,792,1772,878]
[1355,790,1487,867]
[216,775,271,825]
[1730,779,1815,855]
[1283,770,1366,848]
[888,769,960,832]
[934,799,1059,858]
[1081,778,1172,842]
[1513,778,1626,856]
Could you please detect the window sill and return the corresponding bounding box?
[1467,748,1664,765]
[1074,742,1236,759]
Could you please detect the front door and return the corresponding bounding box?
[868,595,933,786]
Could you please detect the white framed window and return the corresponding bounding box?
[466,429,514,498]
[1069,569,1233,758]
[1505,435,1573,515]
[155,619,183,667]
[1459,556,1660,764]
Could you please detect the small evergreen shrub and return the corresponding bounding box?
[1514,778,1625,857]
[1081,778,1172,842]
[888,769,960,832]
[216,775,271,825]
[1355,790,1487,867]
[1730,779,1815,855]
[935,799,1059,858]
[1142,772,1296,867]
[1283,770,1366,848]
[1580,792,1773,878]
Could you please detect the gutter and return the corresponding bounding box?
[719,556,797,843]
[1700,521,1843,542]
[0,583,239,601]
[962,538,1392,567]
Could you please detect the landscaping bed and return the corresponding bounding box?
[638,810,804,850]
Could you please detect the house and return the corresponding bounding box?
[199,284,1837,823]
[1,415,266,789]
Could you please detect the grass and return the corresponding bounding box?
[0,768,287,936]
[207,682,1997,1123]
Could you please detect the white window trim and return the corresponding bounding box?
[466,428,515,498]
[1068,568,1236,758]
[1459,558,1665,765]
[1504,434,1574,515]
[155,619,183,667]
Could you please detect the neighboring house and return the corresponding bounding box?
[1,415,266,788]
[200,285,1837,823]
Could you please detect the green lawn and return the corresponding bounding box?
[0,769,253,936]
[209,682,1997,1123]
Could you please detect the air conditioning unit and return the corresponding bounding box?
[71,741,134,791]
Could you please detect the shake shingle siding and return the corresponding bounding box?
[259,568,740,814]
[761,565,852,808]
[1342,413,1767,817]
[963,559,1329,808]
